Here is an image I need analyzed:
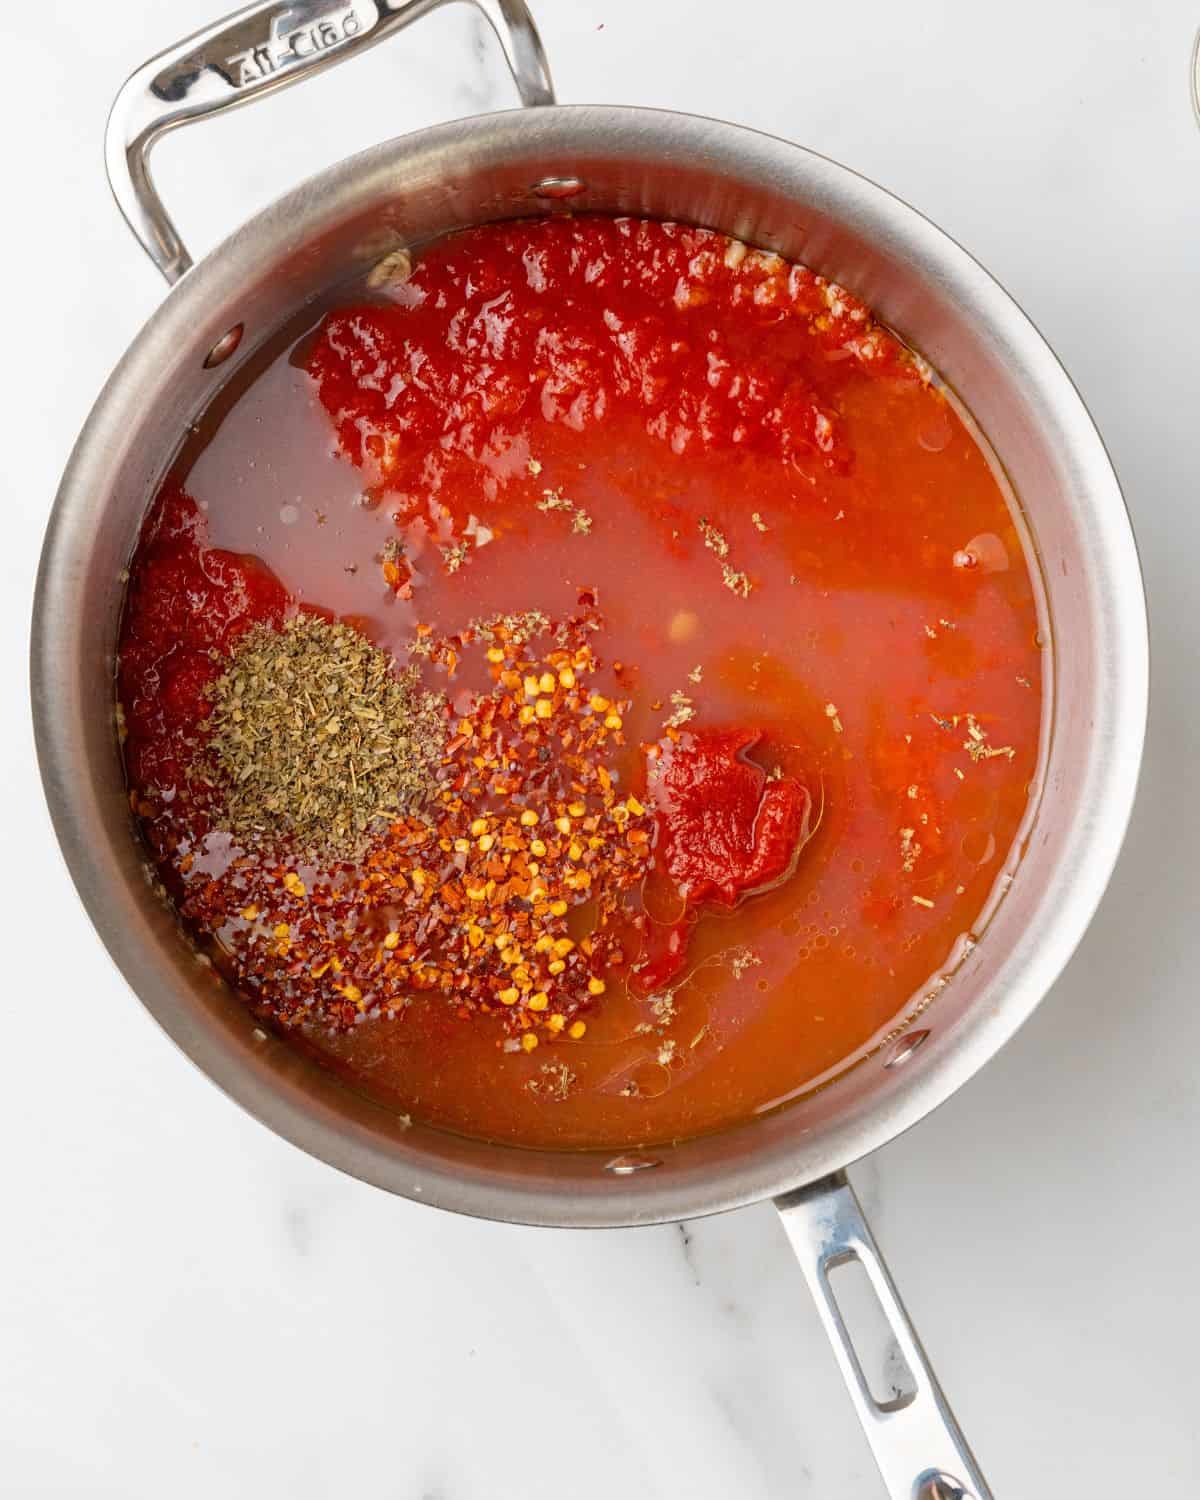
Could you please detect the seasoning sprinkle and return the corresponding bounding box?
[441,539,472,574]
[538,487,592,533]
[468,609,550,647]
[962,713,1015,763]
[698,518,730,558]
[664,689,696,729]
[189,613,654,1042]
[728,946,762,981]
[205,614,447,853]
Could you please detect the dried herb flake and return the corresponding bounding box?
[204,615,447,854]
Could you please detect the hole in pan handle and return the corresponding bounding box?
[775,1172,993,1500]
[104,0,556,286]
[1192,25,1200,130]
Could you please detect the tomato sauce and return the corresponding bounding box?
[117,217,1045,1149]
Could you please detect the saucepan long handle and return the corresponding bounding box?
[105,0,555,285]
[775,1173,993,1500]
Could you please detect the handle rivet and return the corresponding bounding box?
[203,324,244,369]
[531,176,586,200]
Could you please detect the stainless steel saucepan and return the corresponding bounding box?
[31,4,1148,1496]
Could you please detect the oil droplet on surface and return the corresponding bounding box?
[916,407,953,453]
[668,609,699,643]
[961,829,996,865]
[960,532,1008,573]
[643,879,687,925]
[623,1060,671,1099]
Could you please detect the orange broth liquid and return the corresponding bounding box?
[119,218,1045,1149]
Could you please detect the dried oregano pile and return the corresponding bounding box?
[204,615,446,853]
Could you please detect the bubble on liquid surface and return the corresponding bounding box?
[953,532,1008,574]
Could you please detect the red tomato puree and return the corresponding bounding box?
[118,217,1045,1149]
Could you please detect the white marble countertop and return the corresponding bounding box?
[3,1,1198,1494]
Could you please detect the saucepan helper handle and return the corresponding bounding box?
[775,1172,993,1500]
[105,0,555,285]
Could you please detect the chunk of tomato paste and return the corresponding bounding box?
[649,728,811,907]
[630,729,811,997]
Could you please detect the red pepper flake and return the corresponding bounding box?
[173,613,654,1045]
